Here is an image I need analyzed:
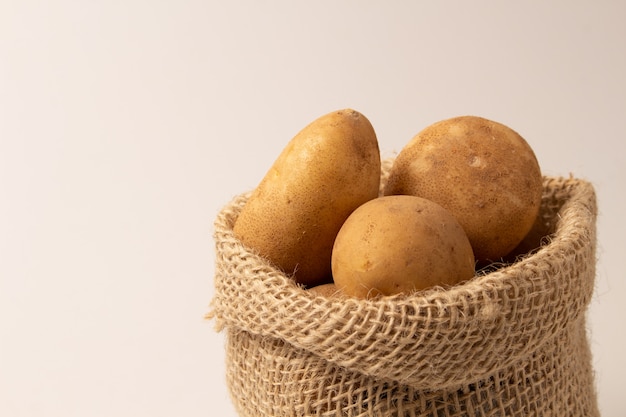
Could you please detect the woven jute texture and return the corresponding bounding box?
[209,159,599,417]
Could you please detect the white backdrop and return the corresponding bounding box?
[1,1,624,416]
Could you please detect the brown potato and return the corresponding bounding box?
[306,283,345,298]
[331,195,475,299]
[384,116,542,262]
[233,109,380,287]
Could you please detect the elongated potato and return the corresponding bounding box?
[233,109,380,287]
[384,116,542,262]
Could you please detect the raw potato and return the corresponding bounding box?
[331,195,475,299]
[307,283,345,298]
[233,109,381,287]
[384,116,542,262]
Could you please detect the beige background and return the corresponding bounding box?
[1,1,624,416]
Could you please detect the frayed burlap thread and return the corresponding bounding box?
[208,162,599,417]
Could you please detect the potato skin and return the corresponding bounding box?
[233,109,380,287]
[306,283,345,298]
[384,116,542,262]
[331,195,475,299]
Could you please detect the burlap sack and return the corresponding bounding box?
[208,159,599,417]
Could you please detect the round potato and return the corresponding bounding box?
[306,283,345,298]
[384,116,542,262]
[331,195,475,299]
[233,109,380,287]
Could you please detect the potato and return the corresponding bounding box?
[384,116,542,262]
[306,283,345,298]
[233,109,380,287]
[331,195,475,299]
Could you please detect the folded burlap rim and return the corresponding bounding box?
[208,158,597,391]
